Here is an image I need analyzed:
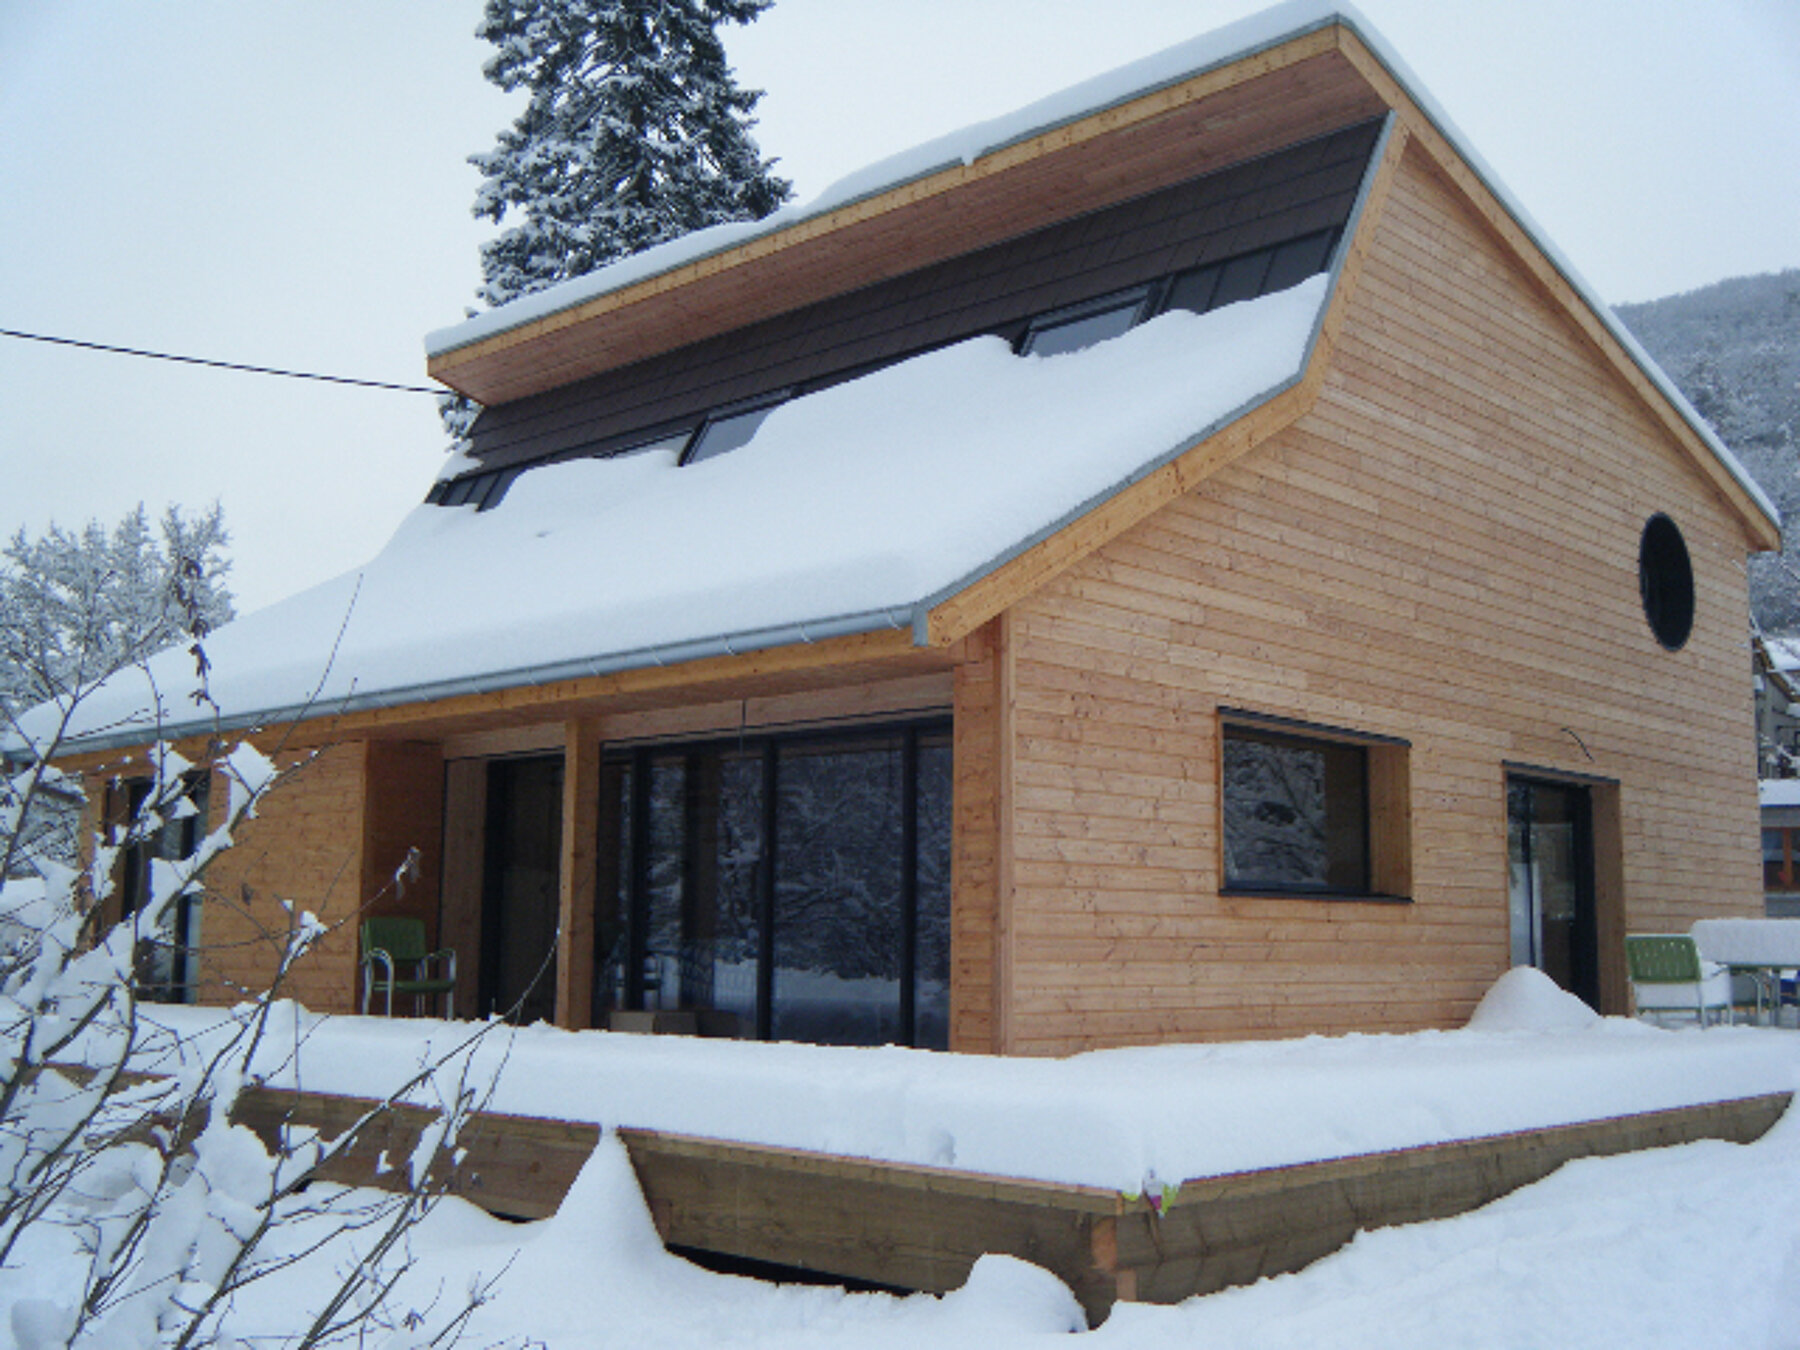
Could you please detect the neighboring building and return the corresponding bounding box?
[1761,780,1800,918]
[39,3,1778,1050]
[1755,632,1800,780]
[1757,635,1800,915]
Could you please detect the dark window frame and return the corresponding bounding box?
[427,465,522,512]
[112,769,210,1003]
[1638,512,1695,651]
[1017,284,1159,357]
[679,390,793,467]
[600,714,952,1047]
[1218,709,1411,903]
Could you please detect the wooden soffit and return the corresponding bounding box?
[429,24,1387,406]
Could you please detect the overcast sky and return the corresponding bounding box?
[2,0,1796,613]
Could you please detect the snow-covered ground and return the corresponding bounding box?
[15,970,1800,1349]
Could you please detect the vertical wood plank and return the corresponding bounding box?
[556,720,601,1028]
[439,759,488,1018]
[950,623,1000,1052]
[996,612,1019,1054]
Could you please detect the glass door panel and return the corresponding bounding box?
[1506,776,1598,1008]
[773,738,904,1045]
[481,756,563,1023]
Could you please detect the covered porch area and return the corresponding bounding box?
[343,623,1001,1052]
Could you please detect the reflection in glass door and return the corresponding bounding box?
[1506,776,1598,1007]
[597,721,951,1047]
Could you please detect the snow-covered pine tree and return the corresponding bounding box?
[468,0,793,309]
[0,505,233,721]
[0,504,232,873]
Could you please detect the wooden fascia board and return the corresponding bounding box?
[1331,32,1782,553]
[426,26,1345,396]
[916,115,1412,651]
[48,627,939,772]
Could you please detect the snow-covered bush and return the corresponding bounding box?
[0,543,492,1350]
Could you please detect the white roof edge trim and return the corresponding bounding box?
[425,0,1775,536]
[906,110,1398,644]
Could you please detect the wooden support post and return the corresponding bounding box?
[556,719,601,1029]
[994,612,1018,1055]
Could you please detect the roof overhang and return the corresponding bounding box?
[426,5,1776,551]
[428,16,1383,404]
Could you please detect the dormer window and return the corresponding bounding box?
[1019,287,1154,357]
[681,392,790,466]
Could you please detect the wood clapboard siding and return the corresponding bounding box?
[996,139,1762,1053]
[200,744,369,1014]
[361,741,445,940]
[950,629,1001,1052]
[465,123,1380,472]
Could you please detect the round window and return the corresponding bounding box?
[1638,513,1694,651]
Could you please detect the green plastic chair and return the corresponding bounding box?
[1624,934,1731,1027]
[360,917,456,1019]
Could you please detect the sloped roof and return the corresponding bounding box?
[425,0,1775,541]
[33,276,1332,750]
[24,0,1778,754]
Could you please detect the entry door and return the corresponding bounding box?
[480,756,563,1023]
[1506,777,1598,1007]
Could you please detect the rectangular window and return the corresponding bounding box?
[1766,827,1795,891]
[1018,287,1153,357]
[1220,714,1409,899]
[113,771,209,1003]
[681,394,788,465]
[599,719,951,1048]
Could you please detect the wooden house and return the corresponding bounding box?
[46,2,1778,1053]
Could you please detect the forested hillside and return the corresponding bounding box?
[1617,270,1800,632]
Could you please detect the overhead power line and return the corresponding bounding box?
[0,327,442,395]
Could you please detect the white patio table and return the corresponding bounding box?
[1690,919,1800,1024]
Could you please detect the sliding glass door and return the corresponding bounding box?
[598,720,950,1047]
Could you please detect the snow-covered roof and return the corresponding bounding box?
[1766,637,1800,674]
[425,0,1775,534]
[31,276,1330,750]
[1761,780,1800,809]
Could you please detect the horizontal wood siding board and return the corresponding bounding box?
[988,133,1762,1053]
[230,1084,1788,1328]
[462,123,1381,473]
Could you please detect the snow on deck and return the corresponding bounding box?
[137,971,1798,1196]
[34,276,1326,748]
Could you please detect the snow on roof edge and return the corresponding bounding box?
[43,604,915,758]
[425,1,1775,535]
[424,0,1346,360]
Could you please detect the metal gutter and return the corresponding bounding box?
[46,605,915,757]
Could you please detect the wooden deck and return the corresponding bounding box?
[233,1086,1791,1326]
